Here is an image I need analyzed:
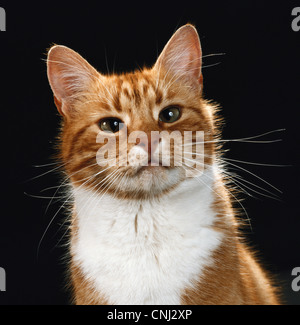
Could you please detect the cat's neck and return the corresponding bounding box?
[70,165,227,304]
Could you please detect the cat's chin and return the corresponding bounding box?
[115,165,185,198]
[135,165,172,186]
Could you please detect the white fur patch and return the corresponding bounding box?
[72,167,223,304]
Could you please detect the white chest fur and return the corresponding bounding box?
[71,170,223,304]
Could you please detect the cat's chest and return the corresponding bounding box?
[71,177,222,304]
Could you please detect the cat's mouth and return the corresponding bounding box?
[131,156,174,176]
[117,155,177,182]
[137,164,167,174]
[126,162,167,178]
[118,163,182,197]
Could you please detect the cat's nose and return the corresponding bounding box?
[136,133,160,157]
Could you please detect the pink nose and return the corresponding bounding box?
[136,133,160,157]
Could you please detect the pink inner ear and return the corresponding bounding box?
[47,45,100,117]
[48,64,71,101]
[154,24,202,87]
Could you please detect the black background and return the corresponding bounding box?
[0,1,299,305]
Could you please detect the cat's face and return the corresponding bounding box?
[47,25,217,199]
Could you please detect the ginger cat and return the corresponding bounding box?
[46,24,280,304]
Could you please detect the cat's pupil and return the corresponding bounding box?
[159,106,181,123]
[99,118,122,133]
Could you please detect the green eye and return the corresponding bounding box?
[99,118,123,133]
[159,106,181,123]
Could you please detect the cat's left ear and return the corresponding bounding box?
[154,24,203,90]
[47,45,100,118]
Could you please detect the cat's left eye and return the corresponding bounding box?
[159,106,181,123]
[98,118,123,133]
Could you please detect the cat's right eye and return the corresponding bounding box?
[98,118,123,133]
[159,106,181,123]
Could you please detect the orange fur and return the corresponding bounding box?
[47,24,280,305]
[181,178,280,304]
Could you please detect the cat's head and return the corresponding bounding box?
[47,24,219,199]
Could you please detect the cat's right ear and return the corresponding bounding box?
[153,24,203,91]
[47,45,100,118]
